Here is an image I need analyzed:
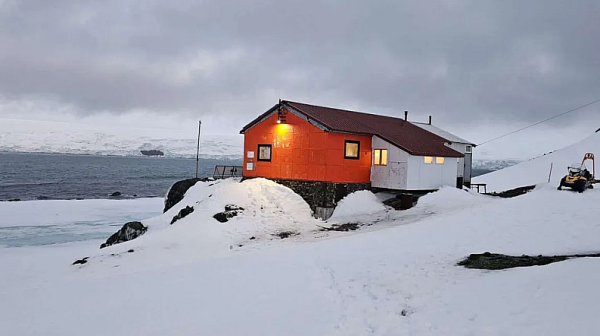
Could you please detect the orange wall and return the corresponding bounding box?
[243,109,372,183]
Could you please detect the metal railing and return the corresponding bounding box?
[213,165,243,179]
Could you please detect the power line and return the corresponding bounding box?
[477,97,600,146]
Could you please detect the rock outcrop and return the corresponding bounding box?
[170,205,195,225]
[164,178,211,213]
[100,221,148,249]
[458,251,600,270]
[213,204,244,223]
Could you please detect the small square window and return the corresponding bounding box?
[436,157,445,164]
[424,156,433,164]
[374,149,388,166]
[466,145,472,153]
[344,140,360,159]
[257,144,272,162]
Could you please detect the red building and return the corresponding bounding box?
[240,100,469,217]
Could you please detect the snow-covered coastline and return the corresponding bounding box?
[0,131,243,159]
[3,176,600,335]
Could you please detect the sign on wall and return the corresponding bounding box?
[247,151,255,158]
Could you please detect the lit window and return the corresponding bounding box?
[436,157,445,164]
[466,145,472,153]
[374,149,388,166]
[424,156,433,164]
[257,144,272,162]
[344,140,360,159]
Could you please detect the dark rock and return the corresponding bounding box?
[36,196,50,200]
[213,204,244,223]
[213,211,239,223]
[225,204,244,211]
[319,223,360,232]
[110,191,122,197]
[100,221,148,249]
[72,257,89,265]
[274,231,298,239]
[383,194,418,210]
[170,205,195,225]
[8,198,21,202]
[164,178,211,213]
[485,185,536,198]
[127,249,135,253]
[249,236,256,240]
[457,252,600,270]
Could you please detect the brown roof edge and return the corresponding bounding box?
[239,103,280,134]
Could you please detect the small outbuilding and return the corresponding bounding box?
[240,100,470,217]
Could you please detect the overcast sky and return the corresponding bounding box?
[1,0,599,159]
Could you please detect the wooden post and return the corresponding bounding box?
[195,120,202,178]
[548,162,553,183]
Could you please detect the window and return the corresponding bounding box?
[257,144,272,162]
[466,145,472,153]
[344,140,360,159]
[374,149,388,166]
[424,156,433,164]
[436,157,445,164]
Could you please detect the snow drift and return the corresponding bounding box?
[83,177,324,268]
[473,132,600,192]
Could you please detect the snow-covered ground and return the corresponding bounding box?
[0,118,243,159]
[473,131,600,192]
[2,177,600,335]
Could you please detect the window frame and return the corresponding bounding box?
[373,149,388,166]
[424,156,433,164]
[435,157,445,164]
[465,145,472,153]
[344,140,361,160]
[257,144,272,162]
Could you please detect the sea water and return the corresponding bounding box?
[0,153,241,247]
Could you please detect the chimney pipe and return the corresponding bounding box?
[428,115,432,125]
[404,110,408,121]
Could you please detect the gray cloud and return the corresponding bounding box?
[1,0,599,131]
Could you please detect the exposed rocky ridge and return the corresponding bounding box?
[458,252,600,270]
[100,221,148,249]
[164,177,211,213]
[171,206,194,224]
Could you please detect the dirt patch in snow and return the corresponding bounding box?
[458,251,600,270]
[318,223,361,232]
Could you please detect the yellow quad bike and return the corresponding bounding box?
[558,153,595,193]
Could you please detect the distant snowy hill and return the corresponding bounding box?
[0,124,244,160]
[473,132,600,192]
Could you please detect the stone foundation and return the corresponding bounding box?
[265,179,371,219]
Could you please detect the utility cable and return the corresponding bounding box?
[478,97,600,146]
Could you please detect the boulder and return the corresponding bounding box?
[164,178,211,213]
[110,191,122,197]
[213,204,244,223]
[72,257,89,265]
[170,205,195,225]
[100,221,148,249]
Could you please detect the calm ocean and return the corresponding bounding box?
[0,152,242,201]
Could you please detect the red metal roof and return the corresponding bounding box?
[241,100,463,158]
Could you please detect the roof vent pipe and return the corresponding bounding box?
[429,116,432,125]
[404,111,408,121]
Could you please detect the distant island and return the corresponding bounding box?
[140,150,165,156]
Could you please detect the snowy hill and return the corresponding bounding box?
[0,128,243,159]
[3,178,600,335]
[473,132,600,192]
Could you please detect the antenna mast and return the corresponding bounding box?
[195,120,202,178]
